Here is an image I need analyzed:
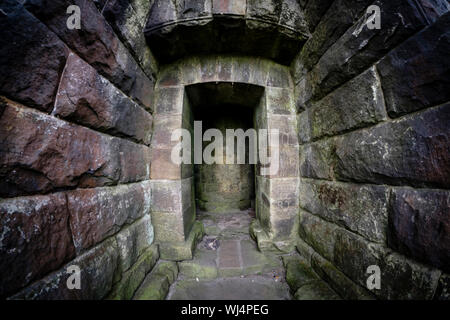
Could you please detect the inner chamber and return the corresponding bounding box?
[185,82,264,214]
[194,105,255,213]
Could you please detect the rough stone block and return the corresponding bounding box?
[377,12,450,117]
[299,179,389,243]
[334,229,441,299]
[297,111,311,144]
[299,139,336,181]
[296,0,372,77]
[389,188,450,272]
[133,261,178,300]
[434,273,450,300]
[0,1,68,112]
[282,254,318,293]
[311,252,375,300]
[0,99,115,197]
[116,141,152,184]
[294,280,341,300]
[334,103,450,188]
[116,215,155,273]
[107,245,159,300]
[54,53,153,145]
[67,182,151,253]
[24,0,153,108]
[417,0,450,23]
[298,210,338,262]
[102,0,158,78]
[11,238,120,300]
[159,221,204,261]
[302,0,334,31]
[305,67,387,140]
[0,193,75,298]
[307,0,429,102]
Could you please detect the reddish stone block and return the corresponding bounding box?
[0,193,75,297]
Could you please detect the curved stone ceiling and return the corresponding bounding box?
[145,0,310,65]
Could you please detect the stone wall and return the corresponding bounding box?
[0,0,158,299]
[292,0,449,300]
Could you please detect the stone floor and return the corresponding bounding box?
[135,209,342,300]
[167,210,291,300]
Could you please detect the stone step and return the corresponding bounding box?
[167,275,291,300]
[133,261,178,300]
[282,254,342,300]
[178,239,283,280]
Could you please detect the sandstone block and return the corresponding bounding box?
[116,214,155,273]
[377,12,450,117]
[67,182,151,253]
[0,1,68,112]
[0,193,75,297]
[54,53,153,145]
[389,188,450,272]
[299,179,389,243]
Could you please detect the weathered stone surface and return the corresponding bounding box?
[265,88,295,115]
[11,238,120,300]
[67,182,151,253]
[388,188,450,272]
[377,12,450,117]
[299,179,389,243]
[116,214,154,273]
[0,193,75,298]
[294,0,372,79]
[294,280,341,300]
[169,275,291,300]
[299,67,387,141]
[159,221,204,261]
[151,184,195,246]
[103,0,158,78]
[279,0,308,31]
[108,245,159,300]
[213,0,246,15]
[154,87,184,114]
[434,273,450,300]
[335,103,450,188]
[334,229,441,299]
[0,99,151,197]
[417,0,450,23]
[247,0,281,22]
[299,139,335,180]
[24,0,154,109]
[178,248,218,280]
[295,237,316,264]
[54,53,153,145]
[151,178,193,215]
[0,99,114,197]
[133,261,179,300]
[302,0,334,31]
[311,252,375,300]
[0,1,68,112]
[282,254,318,293]
[298,210,338,262]
[304,0,429,103]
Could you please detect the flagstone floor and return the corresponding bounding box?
[167,210,291,300]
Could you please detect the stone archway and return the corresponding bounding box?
[150,55,300,260]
